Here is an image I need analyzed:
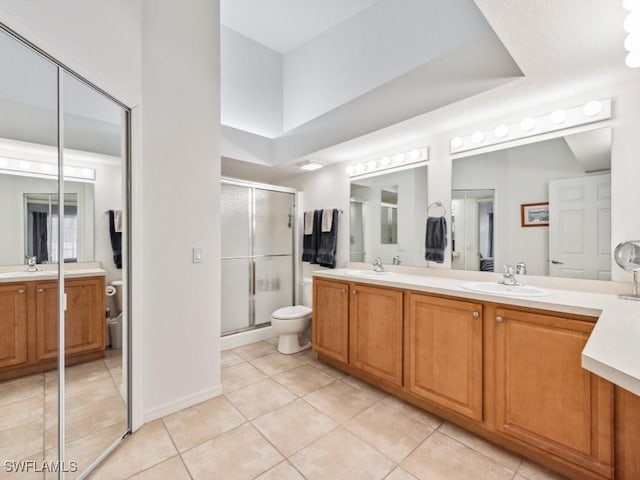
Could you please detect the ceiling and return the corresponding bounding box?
[220,0,383,54]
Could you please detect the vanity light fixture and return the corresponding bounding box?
[346,147,429,178]
[296,159,324,171]
[0,156,96,180]
[449,99,611,154]
[624,0,640,68]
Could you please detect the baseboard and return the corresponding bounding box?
[221,326,276,351]
[143,384,223,423]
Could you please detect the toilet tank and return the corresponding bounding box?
[301,277,313,307]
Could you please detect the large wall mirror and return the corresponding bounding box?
[0,25,129,477]
[350,166,428,266]
[452,127,611,280]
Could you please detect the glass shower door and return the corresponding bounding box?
[221,182,295,335]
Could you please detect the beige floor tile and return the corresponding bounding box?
[87,420,177,480]
[290,426,395,480]
[0,452,45,480]
[517,459,570,480]
[272,365,335,396]
[402,431,515,480]
[346,402,434,463]
[162,396,245,451]
[341,376,391,401]
[128,456,191,480]
[292,348,318,364]
[0,374,43,407]
[303,380,379,423]
[253,399,336,456]
[0,417,44,462]
[255,461,305,480]
[221,350,245,368]
[182,423,282,480]
[232,341,277,361]
[440,422,521,471]
[385,467,419,480]
[250,352,305,376]
[226,378,296,420]
[222,362,268,393]
[265,336,279,346]
[382,394,443,429]
[0,395,43,431]
[308,360,348,378]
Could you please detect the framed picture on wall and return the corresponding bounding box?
[521,202,549,227]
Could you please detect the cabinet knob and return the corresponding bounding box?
[496,316,503,323]
[472,311,480,318]
[352,289,357,295]
[18,289,25,294]
[341,288,346,294]
[38,288,44,293]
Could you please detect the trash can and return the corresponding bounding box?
[108,313,123,349]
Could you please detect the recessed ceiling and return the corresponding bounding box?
[220,0,383,53]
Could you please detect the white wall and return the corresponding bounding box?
[221,26,282,138]
[282,0,490,131]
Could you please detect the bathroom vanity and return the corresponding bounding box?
[0,268,106,381]
[312,270,640,480]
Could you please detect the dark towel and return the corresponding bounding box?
[316,209,339,268]
[109,210,122,269]
[302,210,319,262]
[425,216,447,263]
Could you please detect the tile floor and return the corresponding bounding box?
[85,339,569,480]
[0,349,127,479]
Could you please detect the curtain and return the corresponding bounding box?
[32,211,49,263]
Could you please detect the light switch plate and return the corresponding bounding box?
[192,247,204,263]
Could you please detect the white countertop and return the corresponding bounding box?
[0,267,106,283]
[313,268,640,397]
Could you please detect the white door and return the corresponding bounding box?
[548,174,611,280]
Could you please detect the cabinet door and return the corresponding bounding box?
[312,278,349,364]
[350,284,403,386]
[406,293,483,420]
[493,307,613,478]
[36,277,105,361]
[0,283,28,368]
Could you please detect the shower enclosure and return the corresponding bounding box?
[221,179,296,335]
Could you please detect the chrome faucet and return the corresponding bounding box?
[372,256,385,272]
[499,264,522,286]
[392,255,401,265]
[25,256,38,272]
[516,261,527,276]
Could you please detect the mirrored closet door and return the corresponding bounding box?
[0,25,130,479]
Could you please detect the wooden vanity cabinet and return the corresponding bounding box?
[491,306,613,479]
[0,283,28,369]
[406,293,483,421]
[350,284,403,386]
[312,278,349,363]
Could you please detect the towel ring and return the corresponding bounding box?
[428,201,447,217]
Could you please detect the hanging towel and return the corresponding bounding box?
[302,210,321,263]
[304,211,314,235]
[32,211,49,263]
[109,210,122,269]
[425,216,447,264]
[114,209,123,233]
[321,208,333,232]
[316,209,339,268]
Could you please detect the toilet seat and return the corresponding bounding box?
[272,305,311,320]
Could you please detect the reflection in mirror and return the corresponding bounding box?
[452,190,495,272]
[350,166,428,265]
[451,128,611,279]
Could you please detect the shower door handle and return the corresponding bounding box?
[251,261,256,295]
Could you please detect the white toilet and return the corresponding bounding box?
[271,278,313,354]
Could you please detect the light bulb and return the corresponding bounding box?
[582,100,603,116]
[494,124,509,138]
[19,160,31,170]
[367,160,377,170]
[626,50,640,68]
[41,164,55,173]
[623,0,640,12]
[393,153,405,164]
[520,117,536,131]
[355,163,365,173]
[471,131,485,143]
[624,11,640,33]
[0,158,7,167]
[450,137,463,149]
[549,110,567,124]
[625,32,640,51]
[408,149,421,161]
[346,165,355,175]
[380,156,391,167]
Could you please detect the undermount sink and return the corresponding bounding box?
[461,281,551,297]
[346,270,395,278]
